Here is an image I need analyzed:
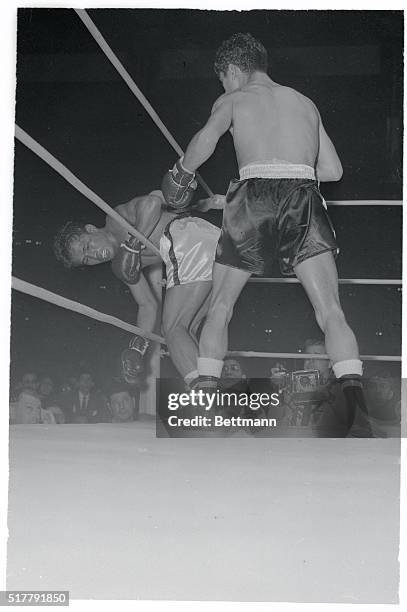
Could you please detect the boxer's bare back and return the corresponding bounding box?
[226,78,319,168]
[184,70,341,182]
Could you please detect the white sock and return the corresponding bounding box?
[184,370,199,385]
[333,359,363,379]
[197,357,224,378]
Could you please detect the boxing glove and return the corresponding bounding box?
[111,235,144,285]
[161,157,197,209]
[121,335,150,383]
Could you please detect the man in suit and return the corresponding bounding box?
[61,371,111,424]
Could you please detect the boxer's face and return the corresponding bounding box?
[69,226,116,266]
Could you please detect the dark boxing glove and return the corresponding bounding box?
[111,235,144,285]
[161,157,197,209]
[121,334,150,384]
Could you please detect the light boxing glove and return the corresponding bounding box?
[121,334,150,383]
[111,235,144,285]
[161,157,197,209]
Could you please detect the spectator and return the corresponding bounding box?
[221,358,281,432]
[11,390,56,425]
[11,390,41,424]
[60,376,78,394]
[220,358,248,418]
[291,338,337,431]
[268,339,341,434]
[269,362,290,393]
[20,371,40,393]
[287,338,373,436]
[365,371,401,437]
[108,381,139,423]
[11,371,39,400]
[222,359,247,383]
[39,376,56,407]
[303,338,332,385]
[59,371,111,424]
[37,375,65,423]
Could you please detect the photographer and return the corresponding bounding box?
[271,339,351,437]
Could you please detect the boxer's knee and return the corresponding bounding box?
[206,300,234,328]
[314,301,346,333]
[163,315,188,340]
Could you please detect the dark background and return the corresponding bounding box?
[11,9,403,385]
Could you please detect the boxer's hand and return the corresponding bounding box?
[121,334,150,383]
[161,157,197,209]
[194,194,226,212]
[111,235,144,285]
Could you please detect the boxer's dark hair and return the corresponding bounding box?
[214,33,268,77]
[53,221,87,268]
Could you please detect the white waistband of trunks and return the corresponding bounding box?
[239,163,316,180]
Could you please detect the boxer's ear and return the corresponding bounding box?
[229,64,241,80]
[228,64,237,78]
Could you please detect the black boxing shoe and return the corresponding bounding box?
[341,376,374,438]
[189,375,219,392]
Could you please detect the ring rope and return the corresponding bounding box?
[227,351,401,362]
[12,277,399,362]
[15,125,161,258]
[326,200,401,206]
[12,277,166,345]
[74,8,213,198]
[15,16,401,370]
[248,278,401,285]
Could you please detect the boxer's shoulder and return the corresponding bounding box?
[211,91,235,113]
[115,195,156,226]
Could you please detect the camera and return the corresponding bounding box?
[270,367,320,396]
[291,370,320,394]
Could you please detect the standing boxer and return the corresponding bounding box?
[161,33,370,434]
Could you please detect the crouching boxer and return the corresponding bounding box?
[53,189,221,388]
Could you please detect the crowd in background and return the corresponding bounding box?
[212,338,401,438]
[9,338,401,437]
[9,370,140,425]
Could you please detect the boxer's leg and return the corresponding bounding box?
[294,251,358,364]
[162,281,212,381]
[198,262,251,368]
[295,251,371,435]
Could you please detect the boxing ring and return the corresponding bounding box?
[8,10,401,603]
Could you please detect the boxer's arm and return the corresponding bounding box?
[193,194,226,212]
[183,94,233,171]
[127,272,158,331]
[132,191,164,239]
[316,119,343,182]
[118,272,159,384]
[148,190,166,203]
